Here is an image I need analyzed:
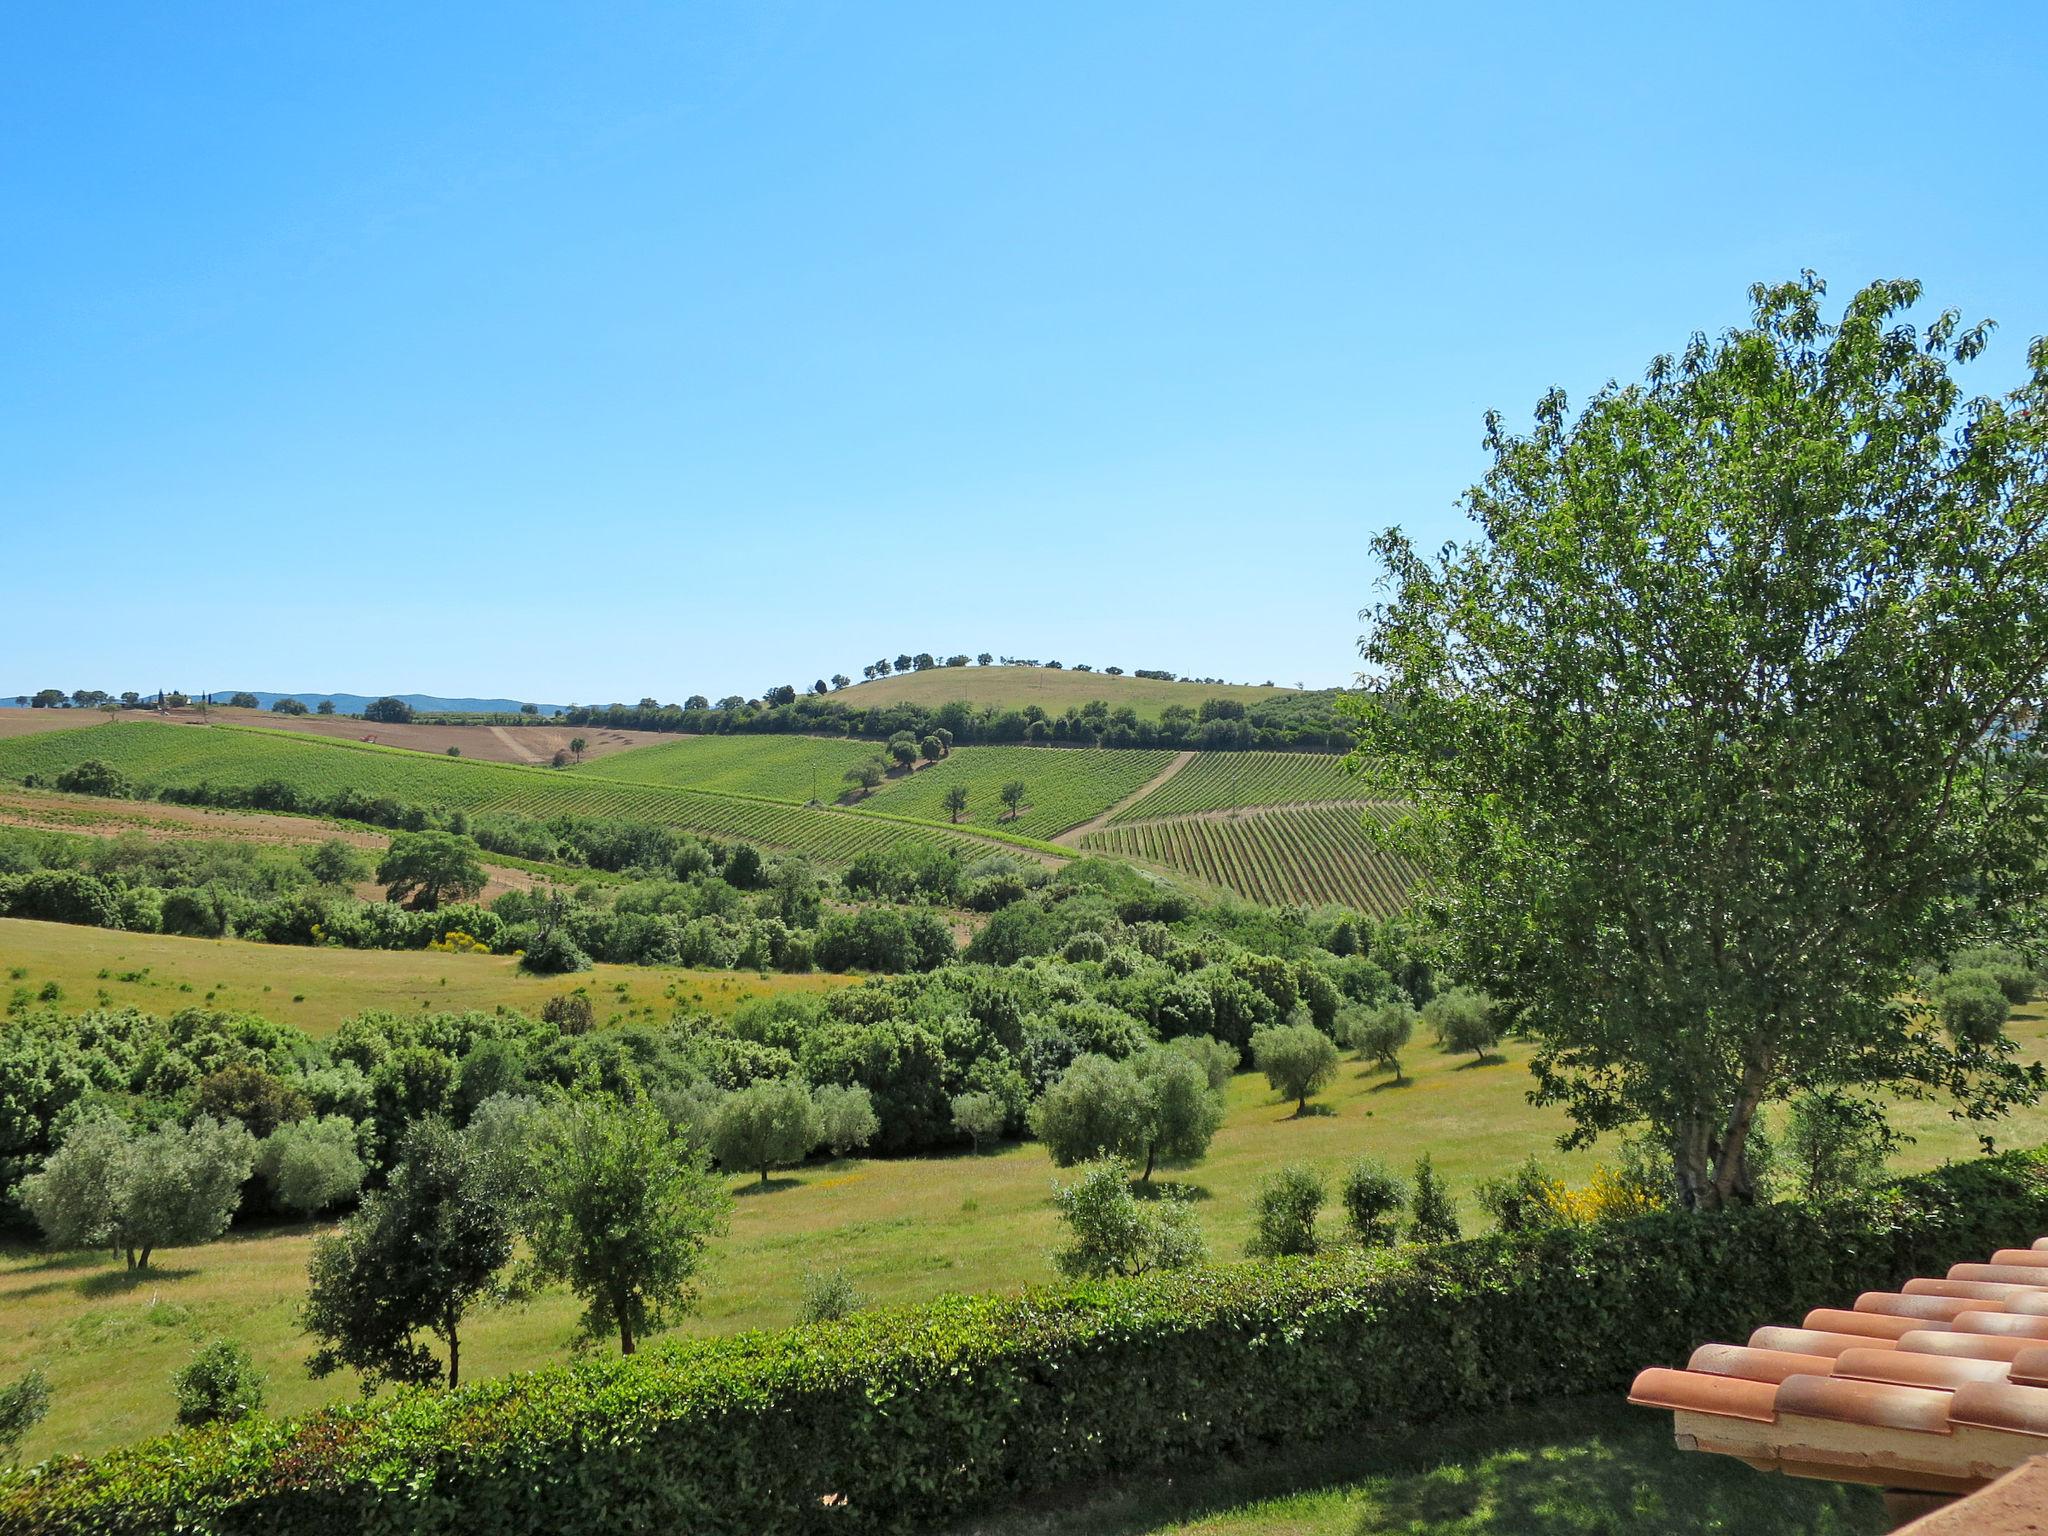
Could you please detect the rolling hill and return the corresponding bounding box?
[833,665,1296,719]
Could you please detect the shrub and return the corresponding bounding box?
[798,1268,864,1323]
[172,1340,266,1428]
[1339,1158,1406,1247]
[1783,1095,1890,1203]
[1474,1156,1570,1234]
[1246,1163,1325,1257]
[1250,1022,1339,1114]
[54,760,131,798]
[1049,1157,1205,1279]
[7,1154,2048,1534]
[541,992,595,1034]
[521,930,593,975]
[0,1369,49,1467]
[1409,1153,1461,1244]
[1931,968,2010,1044]
[256,1117,367,1217]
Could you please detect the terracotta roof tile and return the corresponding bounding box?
[1628,1366,1780,1422]
[1802,1307,1930,1340]
[1948,1383,2048,1439]
[1832,1347,2014,1391]
[1748,1325,1899,1357]
[1686,1343,1837,1383]
[1776,1375,1956,1434]
[1633,1233,2048,1502]
[1854,1292,1985,1323]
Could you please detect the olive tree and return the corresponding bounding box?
[1345,1000,1415,1082]
[256,1116,366,1217]
[1250,1022,1340,1114]
[0,1370,50,1466]
[812,1083,880,1157]
[1347,276,2048,1209]
[1130,1046,1225,1180]
[21,1113,255,1270]
[708,1078,821,1185]
[950,1091,1006,1152]
[1028,1054,1146,1167]
[522,1097,730,1355]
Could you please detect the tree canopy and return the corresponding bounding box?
[1347,275,2048,1209]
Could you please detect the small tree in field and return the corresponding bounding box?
[522,1097,730,1355]
[1345,1000,1415,1082]
[1000,781,1026,820]
[1251,1022,1339,1114]
[568,737,588,763]
[943,785,970,823]
[302,1118,511,1390]
[1049,1157,1204,1280]
[708,1079,820,1185]
[950,1091,1006,1152]
[1029,1055,1146,1167]
[1428,990,1500,1065]
[1341,1158,1407,1246]
[1408,1153,1461,1244]
[845,760,885,797]
[1246,1163,1324,1257]
[1130,1046,1225,1180]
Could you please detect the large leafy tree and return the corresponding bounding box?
[522,1097,729,1355]
[302,1118,511,1389]
[1348,276,2048,1210]
[376,830,487,910]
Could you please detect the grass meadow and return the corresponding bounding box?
[0,917,859,1035]
[3,928,2041,1465]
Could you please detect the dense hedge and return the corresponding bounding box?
[6,1151,2045,1535]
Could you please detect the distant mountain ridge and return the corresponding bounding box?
[1,691,568,716]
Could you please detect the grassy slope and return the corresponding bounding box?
[0,918,858,1036]
[939,1398,1881,1536]
[838,667,1292,720]
[572,734,883,801]
[4,922,2042,1463]
[865,746,1177,838]
[1111,751,1362,820]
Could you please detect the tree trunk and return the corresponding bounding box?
[446,1314,461,1390]
[1673,1059,1771,1211]
[1143,1144,1157,1182]
[759,1165,769,1186]
[136,1247,151,1271]
[619,1307,636,1356]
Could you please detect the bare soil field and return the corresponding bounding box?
[0,707,667,764]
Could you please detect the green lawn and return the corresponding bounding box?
[936,1398,1883,1536]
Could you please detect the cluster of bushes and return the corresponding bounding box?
[557,687,1355,753]
[6,1151,2044,1534]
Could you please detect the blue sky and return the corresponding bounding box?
[4,2,2042,701]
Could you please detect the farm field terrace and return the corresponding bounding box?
[0,917,860,1035]
[4,983,2042,1465]
[1111,750,1363,820]
[573,732,885,802]
[863,745,1178,838]
[0,721,1053,864]
[1086,802,1423,916]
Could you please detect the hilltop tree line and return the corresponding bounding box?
[10,690,414,723]
[558,689,1350,752]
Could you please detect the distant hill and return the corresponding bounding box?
[834,666,1298,720]
[0,691,567,716]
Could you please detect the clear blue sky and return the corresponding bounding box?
[4,2,2042,702]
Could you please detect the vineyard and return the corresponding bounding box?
[864,745,1176,838]
[1082,802,1421,915]
[1110,749,1360,820]
[576,734,882,802]
[0,723,1048,864]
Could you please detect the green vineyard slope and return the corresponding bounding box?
[1082,802,1421,914]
